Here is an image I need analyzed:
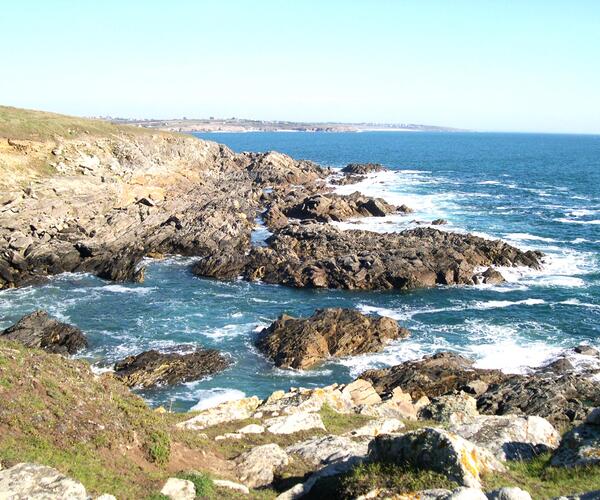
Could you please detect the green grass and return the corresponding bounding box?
[484,453,600,499]
[305,461,458,499]
[319,404,372,435]
[0,105,154,141]
[147,430,171,467]
[177,471,214,498]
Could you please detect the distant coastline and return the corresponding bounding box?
[108,117,466,133]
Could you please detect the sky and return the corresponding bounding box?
[1,0,599,133]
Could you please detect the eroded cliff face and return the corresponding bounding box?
[0,125,327,288]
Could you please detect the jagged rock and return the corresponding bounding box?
[341,379,382,406]
[432,218,448,225]
[177,396,261,430]
[0,310,87,355]
[362,351,600,427]
[236,224,541,290]
[475,267,505,285]
[487,487,533,500]
[257,385,354,415]
[264,411,326,434]
[357,398,418,420]
[256,308,407,369]
[283,192,397,222]
[368,428,505,488]
[449,415,560,461]
[236,443,289,488]
[462,380,489,396]
[419,393,479,424]
[286,435,369,466]
[361,352,507,400]
[574,345,600,358]
[113,348,230,388]
[551,408,600,467]
[342,163,387,174]
[0,463,87,499]
[346,418,404,437]
[160,477,196,500]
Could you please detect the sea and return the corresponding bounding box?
[0,131,598,411]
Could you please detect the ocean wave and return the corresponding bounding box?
[190,388,246,411]
[554,217,600,225]
[504,233,557,242]
[102,284,157,295]
[560,298,600,310]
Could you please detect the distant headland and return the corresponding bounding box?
[108,116,466,133]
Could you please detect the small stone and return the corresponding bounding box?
[213,479,249,494]
[265,412,326,434]
[160,478,196,500]
[486,487,533,500]
[238,423,265,434]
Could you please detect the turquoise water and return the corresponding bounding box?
[1,132,599,411]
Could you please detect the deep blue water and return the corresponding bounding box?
[1,132,599,411]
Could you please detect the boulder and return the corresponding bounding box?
[0,463,87,499]
[341,379,382,406]
[212,479,250,495]
[342,163,387,175]
[177,396,261,430]
[265,411,326,434]
[419,393,479,425]
[487,487,533,500]
[551,408,600,467]
[368,428,505,488]
[357,398,418,420]
[449,415,560,461]
[256,308,407,369]
[160,478,196,500]
[0,310,87,355]
[574,345,600,358]
[286,435,369,466]
[236,443,289,488]
[113,348,230,388]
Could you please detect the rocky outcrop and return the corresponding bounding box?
[177,396,261,430]
[419,392,480,425]
[286,435,369,467]
[220,224,542,290]
[256,308,407,369]
[264,412,326,434]
[551,408,600,467]
[113,348,230,388]
[449,415,561,461]
[283,192,398,222]
[235,443,289,488]
[0,463,88,499]
[0,310,87,355]
[368,428,505,488]
[361,351,600,427]
[361,352,507,400]
[342,163,387,175]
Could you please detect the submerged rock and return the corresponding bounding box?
[368,428,505,488]
[256,308,407,369]
[113,348,230,388]
[0,310,87,355]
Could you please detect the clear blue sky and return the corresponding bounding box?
[2,0,599,133]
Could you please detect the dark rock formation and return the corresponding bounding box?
[256,308,408,369]
[360,351,600,428]
[431,219,448,225]
[214,224,542,290]
[0,310,87,355]
[341,163,387,175]
[114,348,230,388]
[361,352,507,400]
[283,192,397,222]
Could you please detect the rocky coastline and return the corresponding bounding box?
[1,108,598,499]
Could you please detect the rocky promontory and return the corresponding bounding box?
[255,308,408,369]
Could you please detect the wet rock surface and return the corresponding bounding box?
[0,310,87,355]
[341,163,387,175]
[218,224,543,290]
[255,308,407,369]
[113,348,230,388]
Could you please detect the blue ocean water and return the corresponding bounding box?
[0,132,599,411]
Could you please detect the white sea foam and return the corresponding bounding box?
[477,180,502,185]
[504,233,557,242]
[101,284,156,295]
[190,388,246,411]
[555,217,600,225]
[560,298,600,310]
